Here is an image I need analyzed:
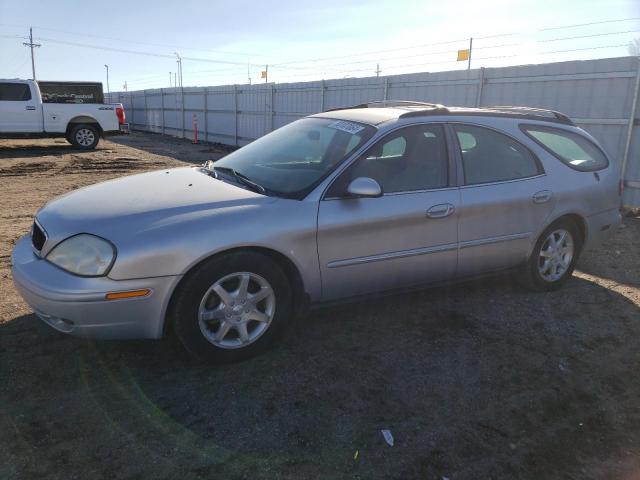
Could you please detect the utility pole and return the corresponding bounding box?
[375,63,381,77]
[467,37,473,70]
[264,64,268,83]
[123,81,127,91]
[22,27,41,80]
[174,72,177,88]
[169,72,172,88]
[104,65,110,99]
[248,60,251,85]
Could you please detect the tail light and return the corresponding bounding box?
[115,104,126,124]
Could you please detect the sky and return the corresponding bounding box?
[0,0,639,92]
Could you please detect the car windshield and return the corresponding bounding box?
[210,117,376,197]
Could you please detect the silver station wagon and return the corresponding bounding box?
[12,101,622,362]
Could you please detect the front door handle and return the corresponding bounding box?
[532,190,553,204]
[426,203,455,219]
[25,106,36,111]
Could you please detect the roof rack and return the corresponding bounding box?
[398,104,575,126]
[324,100,448,112]
[485,106,574,125]
[323,101,575,126]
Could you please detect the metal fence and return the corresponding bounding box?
[108,56,640,207]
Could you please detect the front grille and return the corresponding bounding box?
[32,221,46,251]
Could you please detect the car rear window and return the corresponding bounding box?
[521,125,609,172]
[0,83,32,101]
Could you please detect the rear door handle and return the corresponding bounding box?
[532,190,552,204]
[426,203,455,219]
[25,106,36,111]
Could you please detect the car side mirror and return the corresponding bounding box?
[346,177,383,198]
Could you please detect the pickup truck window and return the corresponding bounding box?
[0,83,32,101]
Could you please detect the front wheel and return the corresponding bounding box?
[170,252,293,363]
[519,220,583,291]
[69,123,100,149]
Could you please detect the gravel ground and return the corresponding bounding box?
[1,133,639,480]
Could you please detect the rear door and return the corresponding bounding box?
[317,123,460,301]
[0,82,42,132]
[452,123,556,277]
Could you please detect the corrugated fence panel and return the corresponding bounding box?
[623,62,640,208]
[115,56,640,207]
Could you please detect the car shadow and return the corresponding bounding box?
[2,274,639,479]
[574,215,639,287]
[0,143,86,159]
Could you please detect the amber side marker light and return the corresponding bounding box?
[105,289,151,300]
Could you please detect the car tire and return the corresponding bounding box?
[519,219,583,291]
[170,251,293,363]
[69,123,100,149]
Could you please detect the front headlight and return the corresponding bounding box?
[46,234,115,277]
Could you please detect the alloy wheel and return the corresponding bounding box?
[197,272,276,349]
[538,228,574,282]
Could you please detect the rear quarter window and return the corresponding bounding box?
[0,83,32,101]
[521,125,609,172]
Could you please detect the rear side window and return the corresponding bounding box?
[0,83,32,101]
[453,124,542,185]
[521,125,609,172]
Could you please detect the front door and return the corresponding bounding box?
[0,82,41,133]
[317,123,459,301]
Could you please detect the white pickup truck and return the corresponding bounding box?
[0,79,129,149]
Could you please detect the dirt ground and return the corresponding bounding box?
[1,132,639,480]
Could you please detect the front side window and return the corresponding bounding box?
[0,83,32,101]
[211,117,375,197]
[327,124,449,196]
[521,125,609,172]
[454,124,541,185]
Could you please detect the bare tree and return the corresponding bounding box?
[629,38,640,56]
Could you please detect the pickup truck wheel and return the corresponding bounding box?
[171,251,293,363]
[69,124,100,149]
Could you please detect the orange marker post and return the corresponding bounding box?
[192,114,199,144]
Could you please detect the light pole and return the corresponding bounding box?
[104,64,110,100]
[174,52,183,88]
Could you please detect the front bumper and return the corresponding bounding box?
[11,235,179,339]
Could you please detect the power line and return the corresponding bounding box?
[269,28,640,74]
[276,42,632,80]
[34,36,264,67]
[539,17,640,31]
[0,23,258,57]
[538,29,640,43]
[474,43,631,60]
[271,37,469,67]
[270,16,640,67]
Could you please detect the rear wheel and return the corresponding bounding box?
[69,124,100,149]
[520,220,583,291]
[171,251,293,363]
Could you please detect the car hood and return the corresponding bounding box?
[36,167,276,253]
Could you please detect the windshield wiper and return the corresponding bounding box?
[211,166,267,194]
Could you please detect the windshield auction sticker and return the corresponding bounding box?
[327,120,365,134]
